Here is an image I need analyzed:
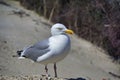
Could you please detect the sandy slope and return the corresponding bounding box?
[0,0,119,80]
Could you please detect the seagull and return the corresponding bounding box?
[17,23,73,77]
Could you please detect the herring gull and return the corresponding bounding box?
[17,23,74,77]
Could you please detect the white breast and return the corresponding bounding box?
[49,35,70,54]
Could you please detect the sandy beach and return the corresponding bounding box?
[0,0,119,80]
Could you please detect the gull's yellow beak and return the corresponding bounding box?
[65,29,74,34]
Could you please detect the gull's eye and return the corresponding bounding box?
[57,28,63,30]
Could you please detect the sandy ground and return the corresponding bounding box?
[0,0,120,80]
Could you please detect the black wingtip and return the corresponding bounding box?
[17,50,23,56]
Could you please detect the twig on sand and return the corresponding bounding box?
[109,72,120,79]
[0,0,11,7]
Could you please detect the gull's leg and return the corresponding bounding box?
[45,65,48,77]
[44,65,50,80]
[54,63,57,77]
[42,65,49,80]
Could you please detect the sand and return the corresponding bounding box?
[0,0,119,80]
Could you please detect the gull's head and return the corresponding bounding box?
[51,23,74,36]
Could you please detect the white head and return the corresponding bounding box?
[51,23,73,36]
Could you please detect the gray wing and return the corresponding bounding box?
[22,39,50,61]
